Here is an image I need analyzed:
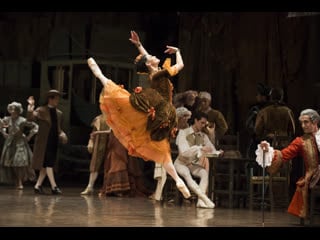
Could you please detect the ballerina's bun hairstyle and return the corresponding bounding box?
[134,54,149,74]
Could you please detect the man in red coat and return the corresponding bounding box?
[259,108,320,220]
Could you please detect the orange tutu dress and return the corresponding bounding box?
[100,80,173,164]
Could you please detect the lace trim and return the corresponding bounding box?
[255,142,274,168]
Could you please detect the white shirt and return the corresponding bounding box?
[175,126,220,164]
[314,129,320,152]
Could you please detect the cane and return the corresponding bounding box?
[262,148,266,227]
[256,142,270,227]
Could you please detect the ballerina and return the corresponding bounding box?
[87,36,191,198]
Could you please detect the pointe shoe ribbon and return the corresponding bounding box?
[176,182,191,199]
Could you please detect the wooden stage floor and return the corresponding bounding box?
[0,183,318,229]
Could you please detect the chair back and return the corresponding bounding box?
[216,132,242,158]
[270,134,292,182]
[271,134,292,149]
[249,133,292,210]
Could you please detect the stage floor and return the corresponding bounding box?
[1,183,318,228]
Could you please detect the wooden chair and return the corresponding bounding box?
[213,132,248,208]
[216,132,241,156]
[249,135,292,210]
[249,162,291,210]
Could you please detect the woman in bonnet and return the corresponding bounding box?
[0,101,38,189]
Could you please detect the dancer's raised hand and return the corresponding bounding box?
[129,30,140,46]
[164,45,180,55]
[27,96,35,111]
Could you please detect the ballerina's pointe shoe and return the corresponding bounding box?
[87,58,103,78]
[197,199,215,209]
[176,182,191,199]
[80,187,94,195]
[199,194,215,208]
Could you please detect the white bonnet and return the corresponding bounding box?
[7,101,23,114]
[176,107,191,118]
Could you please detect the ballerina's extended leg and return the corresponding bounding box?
[87,58,109,86]
[163,161,191,199]
[176,179,191,199]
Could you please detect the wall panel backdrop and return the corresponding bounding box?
[0,12,319,155]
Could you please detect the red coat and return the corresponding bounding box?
[271,134,319,218]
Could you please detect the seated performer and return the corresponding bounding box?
[174,111,223,208]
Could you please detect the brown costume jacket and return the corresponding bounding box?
[27,106,67,170]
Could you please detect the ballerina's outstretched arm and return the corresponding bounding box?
[164,45,184,73]
[129,30,148,56]
[87,58,110,86]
